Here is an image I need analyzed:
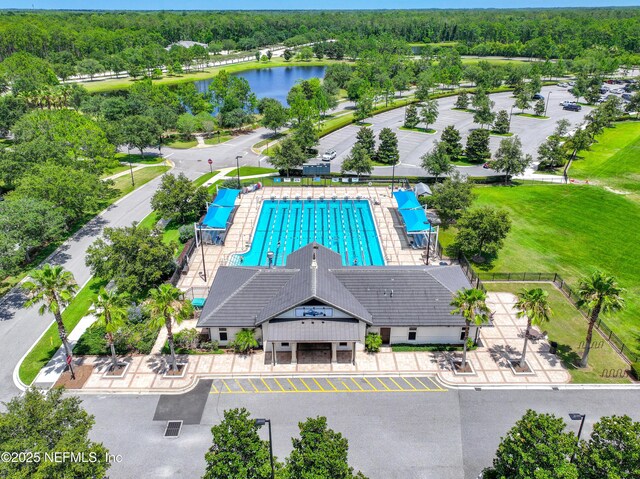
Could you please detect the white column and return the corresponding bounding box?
[291,342,297,364]
[272,342,276,365]
[331,342,337,363]
[352,342,356,365]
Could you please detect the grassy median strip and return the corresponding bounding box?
[484,282,631,384]
[19,277,107,386]
[111,166,170,196]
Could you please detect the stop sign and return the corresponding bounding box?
[66,355,72,365]
[208,159,213,165]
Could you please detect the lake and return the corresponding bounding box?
[194,66,326,105]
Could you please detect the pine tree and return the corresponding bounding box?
[454,91,469,110]
[439,125,463,160]
[465,128,491,163]
[355,126,376,158]
[376,127,399,165]
[493,110,510,134]
[404,104,419,128]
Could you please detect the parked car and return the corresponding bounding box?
[622,93,632,101]
[533,93,544,100]
[560,100,576,107]
[482,162,492,169]
[599,87,609,94]
[322,149,337,161]
[563,103,582,112]
[557,82,568,88]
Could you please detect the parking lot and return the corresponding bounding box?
[210,375,446,394]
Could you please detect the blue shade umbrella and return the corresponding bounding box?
[393,190,421,210]
[212,189,241,207]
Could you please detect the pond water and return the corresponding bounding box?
[193,65,326,105]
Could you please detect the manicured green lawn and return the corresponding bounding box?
[204,135,232,145]
[440,184,640,358]
[227,166,278,177]
[515,112,549,119]
[569,121,640,196]
[399,126,437,134]
[166,139,197,149]
[254,132,287,149]
[192,171,220,188]
[114,153,166,165]
[111,166,170,196]
[484,282,631,383]
[19,277,108,386]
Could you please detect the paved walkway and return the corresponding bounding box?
[63,293,570,394]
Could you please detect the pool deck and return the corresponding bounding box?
[178,186,432,293]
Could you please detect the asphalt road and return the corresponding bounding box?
[80,386,640,479]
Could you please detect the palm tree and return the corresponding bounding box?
[147,284,193,372]
[577,271,625,368]
[23,264,78,378]
[515,288,552,369]
[91,288,129,371]
[450,288,491,371]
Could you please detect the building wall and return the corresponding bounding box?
[368,326,478,344]
[208,327,263,346]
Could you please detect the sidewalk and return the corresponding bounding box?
[59,293,571,394]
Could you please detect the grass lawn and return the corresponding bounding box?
[515,112,549,120]
[254,132,287,149]
[166,139,198,149]
[110,166,170,196]
[115,153,165,165]
[19,277,108,386]
[490,131,514,137]
[399,126,437,134]
[204,135,232,145]
[569,121,640,196]
[192,171,220,188]
[484,282,631,383]
[227,166,278,177]
[440,184,640,358]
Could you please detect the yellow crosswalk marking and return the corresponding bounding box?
[274,378,286,391]
[261,378,273,392]
[313,378,326,391]
[299,379,312,391]
[248,379,260,392]
[350,378,364,391]
[388,377,404,391]
[414,377,432,390]
[287,378,299,391]
[376,378,391,390]
[235,379,246,392]
[221,379,232,393]
[326,378,338,391]
[402,377,417,390]
[363,377,378,391]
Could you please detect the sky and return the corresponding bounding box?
[2,0,639,9]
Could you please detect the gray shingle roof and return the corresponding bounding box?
[197,243,472,329]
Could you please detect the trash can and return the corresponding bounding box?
[549,341,558,355]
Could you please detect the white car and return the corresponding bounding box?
[557,82,568,88]
[322,149,337,161]
[559,100,576,107]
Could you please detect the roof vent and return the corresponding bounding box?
[390,290,394,297]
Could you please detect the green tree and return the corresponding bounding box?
[151,172,209,224]
[515,288,552,369]
[354,89,374,123]
[450,288,490,371]
[455,206,512,260]
[230,328,259,354]
[473,103,495,129]
[404,104,419,128]
[568,127,593,163]
[292,118,318,153]
[353,127,375,161]
[0,95,28,136]
[147,283,193,372]
[0,198,66,273]
[483,410,578,479]
[13,164,115,226]
[0,388,110,479]
[120,115,163,156]
[376,127,399,165]
[203,408,274,479]
[0,52,58,95]
[465,128,491,163]
[269,137,306,177]
[537,135,566,170]
[576,271,625,368]
[283,49,293,61]
[285,416,367,479]
[176,113,200,138]
[534,98,546,116]
[420,99,438,131]
[22,265,78,373]
[341,143,373,178]
[430,171,476,224]
[260,99,289,135]
[515,91,530,113]
[492,136,532,184]
[492,110,510,134]
[454,91,469,110]
[76,58,104,81]
[91,288,129,371]
[439,125,463,160]
[415,70,436,102]
[576,415,640,479]
[420,141,453,181]
[85,224,175,297]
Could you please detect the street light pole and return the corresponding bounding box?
[390,161,396,198]
[129,161,135,187]
[509,105,515,123]
[569,413,586,462]
[255,418,275,479]
[236,155,242,188]
[544,91,552,116]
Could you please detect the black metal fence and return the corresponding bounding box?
[479,268,637,364]
[169,238,196,286]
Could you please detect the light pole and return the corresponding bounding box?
[544,91,552,116]
[390,160,396,198]
[569,413,586,462]
[509,105,515,123]
[199,223,207,282]
[235,155,242,188]
[255,418,275,479]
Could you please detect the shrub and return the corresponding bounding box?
[632,362,640,381]
[73,321,161,355]
[178,224,194,243]
[174,328,199,350]
[127,303,148,324]
[201,340,219,352]
[365,332,382,352]
[230,328,258,354]
[220,179,241,189]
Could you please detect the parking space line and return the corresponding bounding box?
[274,378,286,391]
[425,376,446,391]
[326,378,338,391]
[248,379,260,392]
[261,378,273,392]
[341,380,352,391]
[221,379,233,393]
[350,378,364,391]
[287,378,300,392]
[235,379,246,393]
[299,379,312,391]
[402,377,417,390]
[414,377,431,390]
[363,377,378,391]
[376,378,390,391]
[388,377,404,391]
[211,381,219,393]
[313,378,326,391]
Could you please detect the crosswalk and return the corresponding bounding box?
[209,376,446,394]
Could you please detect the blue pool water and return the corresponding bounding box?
[240,199,385,267]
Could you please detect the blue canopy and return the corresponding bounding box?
[393,190,421,210]
[399,208,431,233]
[212,189,240,207]
[202,206,234,229]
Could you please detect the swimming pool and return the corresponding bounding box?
[239,199,385,267]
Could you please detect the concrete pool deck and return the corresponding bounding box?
[177,186,433,293]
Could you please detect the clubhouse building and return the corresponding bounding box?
[197,242,478,364]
